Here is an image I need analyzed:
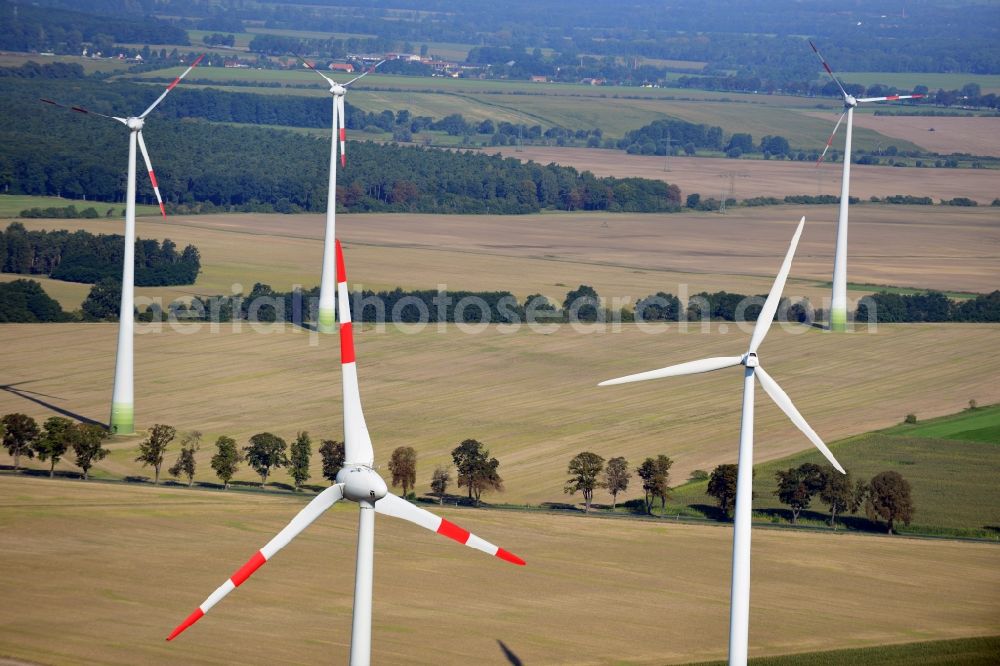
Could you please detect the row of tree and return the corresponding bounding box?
[1,413,110,479]
[856,290,1000,323]
[1,412,511,506]
[702,463,915,534]
[559,450,916,535]
[0,410,919,535]
[1,223,201,286]
[564,451,674,515]
[766,462,915,534]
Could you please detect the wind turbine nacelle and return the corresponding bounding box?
[127,117,144,130]
[331,84,346,96]
[844,95,858,108]
[337,466,388,503]
[742,352,759,367]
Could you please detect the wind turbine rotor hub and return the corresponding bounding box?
[126,117,144,130]
[337,465,388,502]
[844,95,858,108]
[331,84,346,96]
[742,352,759,367]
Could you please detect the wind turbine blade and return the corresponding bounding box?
[855,94,925,103]
[373,494,525,565]
[816,109,847,166]
[166,483,345,640]
[808,40,849,100]
[136,131,166,218]
[337,240,375,466]
[294,53,336,85]
[599,356,743,386]
[344,59,385,86]
[755,365,845,473]
[336,95,346,167]
[139,53,205,118]
[747,216,804,354]
[40,98,124,122]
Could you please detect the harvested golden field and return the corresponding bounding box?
[0,477,996,665]
[492,146,1000,204]
[817,113,1000,158]
[6,204,997,309]
[1,323,998,505]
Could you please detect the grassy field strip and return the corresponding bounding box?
[886,405,1000,441]
[0,194,160,218]
[124,66,827,106]
[0,476,996,665]
[0,53,132,74]
[1,324,998,507]
[689,635,1000,665]
[833,71,1000,95]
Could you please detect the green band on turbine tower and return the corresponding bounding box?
[110,403,134,435]
[830,308,847,332]
[317,307,336,334]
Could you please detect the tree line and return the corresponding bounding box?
[856,290,1000,323]
[564,451,676,515]
[1,412,510,506]
[765,462,914,534]
[1,223,201,286]
[559,450,915,535]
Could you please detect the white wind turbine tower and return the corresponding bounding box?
[41,54,204,434]
[809,41,924,331]
[167,240,524,664]
[297,56,384,334]
[599,217,845,666]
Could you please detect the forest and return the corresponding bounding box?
[1,223,201,286]
[0,0,188,55]
[0,79,682,214]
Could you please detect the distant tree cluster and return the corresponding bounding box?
[452,439,504,506]
[856,290,1000,323]
[1,223,201,287]
[618,119,724,155]
[698,460,916,534]
[0,279,72,322]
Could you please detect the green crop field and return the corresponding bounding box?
[885,404,1000,442]
[672,406,1000,536]
[833,71,1000,96]
[0,194,161,218]
[0,53,133,74]
[186,29,255,50]
[0,476,996,665]
[692,635,1000,665]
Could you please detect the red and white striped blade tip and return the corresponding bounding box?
[166,550,267,640]
[436,516,525,565]
[335,239,346,282]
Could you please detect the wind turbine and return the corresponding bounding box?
[167,240,524,664]
[809,41,924,331]
[599,216,844,666]
[297,56,384,334]
[41,54,204,434]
